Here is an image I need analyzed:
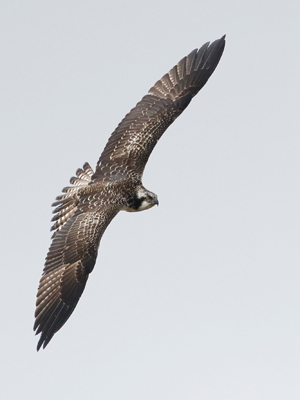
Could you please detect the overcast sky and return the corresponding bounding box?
[1,1,300,399]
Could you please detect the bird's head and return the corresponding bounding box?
[124,186,159,212]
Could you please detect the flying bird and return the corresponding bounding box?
[34,36,225,350]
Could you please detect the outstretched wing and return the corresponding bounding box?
[92,36,225,182]
[34,201,120,350]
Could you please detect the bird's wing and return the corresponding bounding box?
[34,190,120,350]
[92,36,225,182]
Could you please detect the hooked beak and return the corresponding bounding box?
[153,197,159,206]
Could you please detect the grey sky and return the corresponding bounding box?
[1,1,300,399]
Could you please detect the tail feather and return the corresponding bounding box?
[50,162,94,237]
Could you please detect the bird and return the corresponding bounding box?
[34,36,226,350]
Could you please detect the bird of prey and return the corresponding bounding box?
[34,36,225,350]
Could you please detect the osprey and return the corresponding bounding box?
[34,36,225,350]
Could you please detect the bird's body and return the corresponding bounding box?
[34,36,225,350]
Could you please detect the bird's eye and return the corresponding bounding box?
[146,196,151,201]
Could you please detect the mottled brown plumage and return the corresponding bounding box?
[34,36,225,350]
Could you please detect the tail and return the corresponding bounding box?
[50,162,94,236]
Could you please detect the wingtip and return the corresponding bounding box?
[35,333,43,351]
[209,35,226,57]
[215,35,226,46]
[219,35,226,48]
[212,35,226,46]
[35,330,51,351]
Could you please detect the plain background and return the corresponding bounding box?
[1,1,300,399]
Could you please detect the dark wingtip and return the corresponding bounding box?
[212,34,226,49]
[210,35,226,50]
[35,331,43,351]
[219,35,226,49]
[35,329,54,351]
[220,35,226,47]
[36,340,42,352]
